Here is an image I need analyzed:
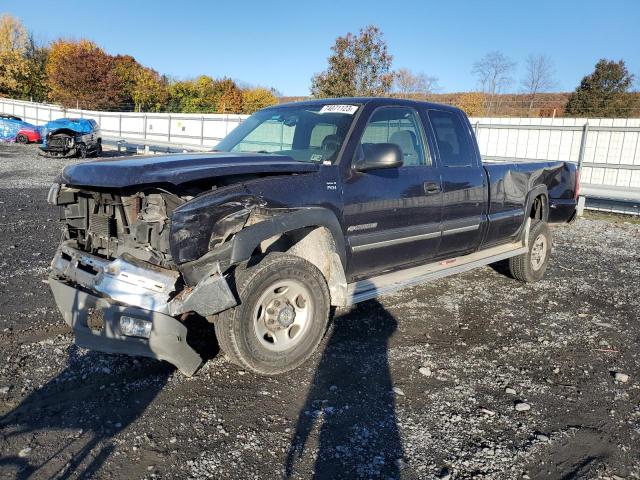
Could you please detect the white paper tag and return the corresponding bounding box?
[319,104,358,115]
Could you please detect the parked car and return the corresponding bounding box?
[47,98,578,376]
[0,117,41,143]
[40,118,102,158]
[0,114,22,121]
[16,123,41,144]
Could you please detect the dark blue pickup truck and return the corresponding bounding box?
[47,98,578,376]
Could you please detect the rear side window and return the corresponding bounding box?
[428,110,473,167]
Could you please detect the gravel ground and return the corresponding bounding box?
[0,143,639,480]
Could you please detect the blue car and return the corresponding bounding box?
[40,118,102,158]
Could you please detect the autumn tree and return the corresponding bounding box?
[0,14,29,98]
[242,87,278,114]
[46,39,125,110]
[393,68,439,97]
[565,59,636,117]
[472,51,516,115]
[113,54,142,110]
[133,68,168,112]
[215,78,243,113]
[311,25,394,98]
[520,54,555,114]
[454,92,486,117]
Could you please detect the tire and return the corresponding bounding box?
[214,253,331,375]
[509,220,552,282]
[95,142,103,156]
[76,143,87,158]
[16,134,28,144]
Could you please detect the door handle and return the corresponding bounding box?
[423,182,441,194]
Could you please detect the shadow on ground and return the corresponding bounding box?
[0,313,218,479]
[285,299,410,479]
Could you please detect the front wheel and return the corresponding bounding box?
[16,134,28,144]
[76,143,87,158]
[214,253,331,375]
[509,220,552,282]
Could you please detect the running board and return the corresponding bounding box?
[346,241,528,305]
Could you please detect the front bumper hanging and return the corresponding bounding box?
[49,243,237,375]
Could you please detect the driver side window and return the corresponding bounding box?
[360,107,430,167]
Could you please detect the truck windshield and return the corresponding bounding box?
[214,104,360,163]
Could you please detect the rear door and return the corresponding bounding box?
[343,106,443,280]
[423,109,487,258]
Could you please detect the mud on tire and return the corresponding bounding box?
[509,220,552,282]
[214,253,331,375]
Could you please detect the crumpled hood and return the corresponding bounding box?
[59,152,319,188]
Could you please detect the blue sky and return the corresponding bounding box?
[4,0,639,96]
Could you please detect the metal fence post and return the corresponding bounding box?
[118,114,122,138]
[168,115,172,143]
[200,116,205,146]
[474,121,479,137]
[577,122,589,171]
[143,114,147,140]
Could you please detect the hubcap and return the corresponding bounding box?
[253,279,313,352]
[530,234,547,271]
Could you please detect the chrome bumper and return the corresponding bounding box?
[49,244,238,375]
[50,243,236,317]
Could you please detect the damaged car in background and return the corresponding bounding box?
[47,98,579,376]
[40,118,102,158]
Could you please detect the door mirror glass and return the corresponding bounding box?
[354,143,403,171]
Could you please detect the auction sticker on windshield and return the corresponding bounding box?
[319,105,358,114]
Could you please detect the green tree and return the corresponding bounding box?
[311,25,394,98]
[22,35,49,102]
[0,14,29,98]
[242,87,278,113]
[565,59,636,117]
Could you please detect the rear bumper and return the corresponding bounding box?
[49,244,237,375]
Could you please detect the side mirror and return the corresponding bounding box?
[354,143,403,171]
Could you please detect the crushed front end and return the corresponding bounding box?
[47,184,237,375]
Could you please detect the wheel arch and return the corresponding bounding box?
[230,207,348,306]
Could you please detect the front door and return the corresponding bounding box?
[343,106,443,280]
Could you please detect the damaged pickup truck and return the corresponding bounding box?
[47,98,578,376]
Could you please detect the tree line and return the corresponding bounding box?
[0,15,278,114]
[1,15,638,118]
[311,25,639,118]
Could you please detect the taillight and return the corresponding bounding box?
[574,169,580,200]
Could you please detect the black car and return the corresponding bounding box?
[40,118,102,158]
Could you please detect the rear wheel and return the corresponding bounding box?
[214,253,330,375]
[509,220,552,282]
[16,134,28,144]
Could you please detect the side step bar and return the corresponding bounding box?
[346,241,528,305]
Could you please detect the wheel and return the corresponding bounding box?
[509,220,552,282]
[95,142,102,156]
[214,253,330,375]
[76,143,87,158]
[16,134,28,144]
